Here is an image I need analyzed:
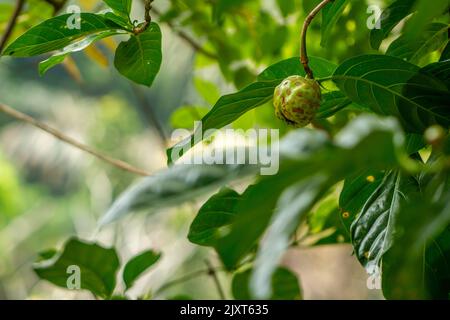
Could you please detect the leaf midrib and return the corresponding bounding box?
[331,74,448,122]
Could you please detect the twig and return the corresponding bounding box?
[300,0,334,79]
[0,103,151,176]
[205,260,226,300]
[153,269,211,296]
[134,0,154,34]
[0,0,26,54]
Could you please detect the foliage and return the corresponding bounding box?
[1,0,449,300]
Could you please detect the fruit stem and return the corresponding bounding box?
[300,0,334,79]
[134,0,154,34]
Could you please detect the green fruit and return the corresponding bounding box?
[273,75,322,127]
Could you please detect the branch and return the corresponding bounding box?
[205,260,226,300]
[300,0,334,79]
[133,0,154,34]
[0,0,26,54]
[0,103,151,177]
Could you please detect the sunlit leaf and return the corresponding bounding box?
[114,22,162,87]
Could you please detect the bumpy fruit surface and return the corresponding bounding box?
[273,75,321,127]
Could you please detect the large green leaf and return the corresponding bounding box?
[114,22,162,87]
[350,170,419,269]
[250,175,331,298]
[2,13,119,57]
[33,238,120,298]
[370,0,417,50]
[216,115,407,271]
[386,23,449,64]
[99,163,257,226]
[167,57,337,163]
[320,0,348,46]
[382,169,450,299]
[332,55,450,133]
[232,267,301,300]
[188,188,241,247]
[39,30,123,75]
[123,250,161,290]
[215,130,332,270]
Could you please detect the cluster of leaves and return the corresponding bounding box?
[2,0,162,86]
[34,238,161,299]
[2,0,450,299]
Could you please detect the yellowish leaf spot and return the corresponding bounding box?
[366,175,375,183]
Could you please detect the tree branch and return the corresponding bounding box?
[0,103,151,177]
[0,0,26,54]
[300,0,334,79]
[205,259,226,300]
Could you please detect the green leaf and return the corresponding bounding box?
[370,0,417,50]
[2,13,120,57]
[104,12,133,31]
[215,131,331,270]
[170,105,209,129]
[33,238,120,298]
[167,57,337,163]
[232,267,301,300]
[307,197,350,245]
[350,170,419,269]
[382,169,450,299]
[123,250,161,290]
[257,56,336,81]
[332,54,450,133]
[114,22,162,87]
[39,30,122,75]
[188,188,241,247]
[340,170,385,226]
[99,163,257,226]
[386,23,449,64]
[316,91,352,119]
[251,175,331,298]
[194,78,221,105]
[103,0,132,17]
[321,0,348,47]
[216,115,407,270]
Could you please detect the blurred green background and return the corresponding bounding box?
[0,0,400,299]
